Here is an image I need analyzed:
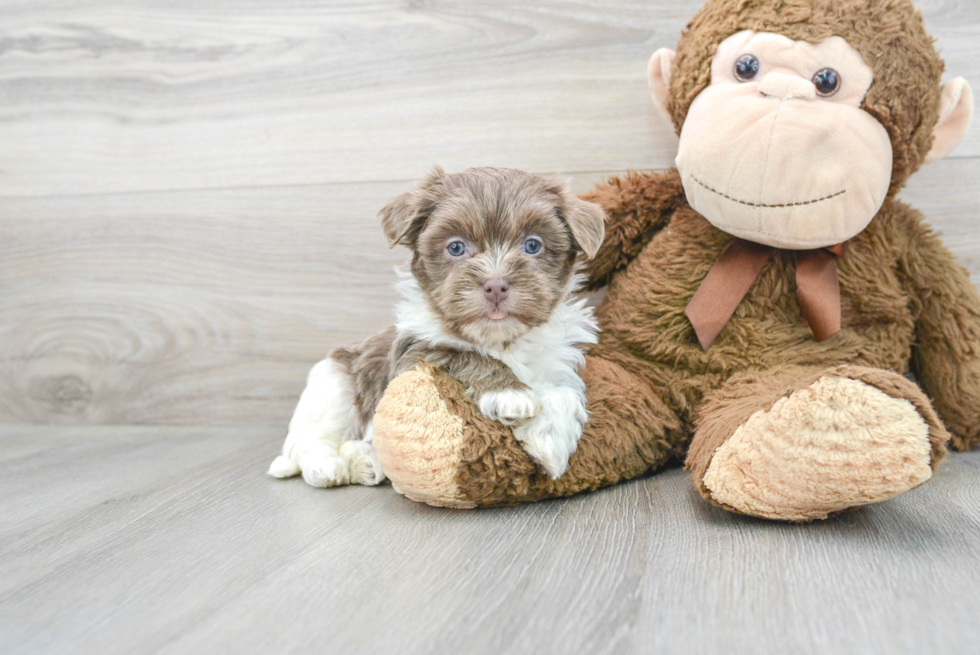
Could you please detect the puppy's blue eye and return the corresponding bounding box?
[523,238,542,255]
[447,241,466,257]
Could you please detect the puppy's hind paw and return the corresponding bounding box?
[478,388,542,426]
[339,441,386,486]
[267,455,301,479]
[299,446,350,488]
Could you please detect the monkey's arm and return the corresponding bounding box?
[397,345,525,397]
[579,168,687,289]
[393,342,539,425]
[899,210,980,451]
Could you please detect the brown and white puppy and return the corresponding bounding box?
[268,166,606,487]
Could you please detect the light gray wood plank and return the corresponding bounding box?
[0,424,978,655]
[0,0,977,197]
[0,169,971,421]
[2,2,979,653]
[0,174,611,425]
[0,180,408,424]
[3,159,978,425]
[2,0,979,425]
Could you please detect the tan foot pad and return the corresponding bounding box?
[703,376,933,521]
[373,366,477,509]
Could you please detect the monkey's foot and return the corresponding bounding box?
[702,376,934,522]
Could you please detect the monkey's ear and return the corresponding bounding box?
[647,48,676,122]
[925,78,973,164]
[380,165,446,248]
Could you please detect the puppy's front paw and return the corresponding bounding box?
[299,446,350,488]
[513,413,583,480]
[478,388,542,426]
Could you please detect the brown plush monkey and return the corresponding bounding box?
[372,0,980,521]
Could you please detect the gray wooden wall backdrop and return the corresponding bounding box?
[2,0,978,426]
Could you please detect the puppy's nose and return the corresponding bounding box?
[483,278,509,304]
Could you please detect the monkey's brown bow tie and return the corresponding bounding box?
[685,238,846,350]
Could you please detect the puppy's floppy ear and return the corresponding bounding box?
[550,179,606,260]
[380,165,446,248]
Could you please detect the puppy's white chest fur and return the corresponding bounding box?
[395,273,598,479]
[394,273,598,388]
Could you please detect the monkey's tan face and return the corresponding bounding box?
[675,31,893,249]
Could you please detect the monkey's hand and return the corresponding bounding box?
[580,168,687,289]
[900,206,980,451]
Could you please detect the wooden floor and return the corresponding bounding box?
[2,1,980,653]
[2,424,979,654]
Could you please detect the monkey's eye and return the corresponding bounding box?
[447,241,467,257]
[734,54,760,82]
[813,68,841,97]
[523,238,543,255]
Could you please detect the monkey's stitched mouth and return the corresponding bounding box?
[693,175,846,208]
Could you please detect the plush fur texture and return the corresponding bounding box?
[371,0,979,520]
[667,0,945,197]
[701,377,933,522]
[687,365,948,520]
[375,358,682,507]
[674,31,893,249]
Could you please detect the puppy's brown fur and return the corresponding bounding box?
[335,166,605,437]
[271,168,605,485]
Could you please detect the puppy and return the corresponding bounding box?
[268,166,606,487]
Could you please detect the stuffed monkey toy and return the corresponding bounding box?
[371,0,980,521]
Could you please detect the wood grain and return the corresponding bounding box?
[0,181,409,424]
[0,175,612,424]
[1,424,978,655]
[2,4,979,652]
[1,0,979,425]
[3,161,978,425]
[0,0,977,197]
